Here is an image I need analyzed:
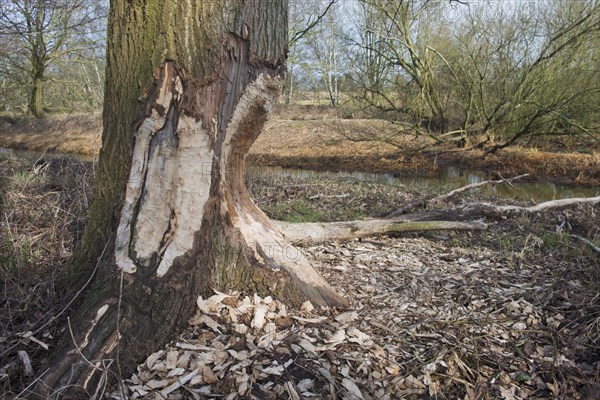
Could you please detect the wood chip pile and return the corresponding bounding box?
[117,235,598,399]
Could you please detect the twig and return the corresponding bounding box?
[386,173,530,217]
[65,317,112,400]
[67,317,107,371]
[270,347,305,400]
[116,270,126,398]
[308,193,350,200]
[435,173,530,202]
[17,350,34,376]
[289,0,338,45]
[14,368,50,400]
[570,234,600,254]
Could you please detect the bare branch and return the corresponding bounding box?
[289,0,337,45]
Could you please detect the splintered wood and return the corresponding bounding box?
[118,236,598,399]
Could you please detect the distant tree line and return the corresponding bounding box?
[288,0,600,151]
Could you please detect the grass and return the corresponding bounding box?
[248,173,418,222]
[264,201,323,223]
[2,234,32,267]
[261,199,370,223]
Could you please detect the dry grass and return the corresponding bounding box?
[0,112,102,156]
[0,155,94,394]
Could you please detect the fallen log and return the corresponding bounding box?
[460,195,600,218]
[275,195,599,245]
[499,196,600,213]
[400,195,600,221]
[274,219,488,245]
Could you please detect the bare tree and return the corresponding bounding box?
[450,0,600,151]
[0,0,105,117]
[286,0,338,104]
[344,0,599,149]
[304,1,344,106]
[351,0,448,131]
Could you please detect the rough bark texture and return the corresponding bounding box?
[36,1,347,398]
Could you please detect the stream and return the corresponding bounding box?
[1,147,597,203]
[247,166,599,203]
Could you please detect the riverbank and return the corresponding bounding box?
[1,155,599,398]
[1,109,599,186]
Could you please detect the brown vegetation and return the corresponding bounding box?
[1,108,599,187]
[435,147,600,187]
[0,156,94,393]
[0,112,102,156]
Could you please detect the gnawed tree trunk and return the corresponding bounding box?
[34,1,347,398]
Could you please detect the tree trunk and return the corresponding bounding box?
[30,72,44,118]
[29,0,46,118]
[35,1,347,398]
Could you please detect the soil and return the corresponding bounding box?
[1,155,599,399]
[1,106,599,186]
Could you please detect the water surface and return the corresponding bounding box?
[2,147,597,203]
[247,166,599,203]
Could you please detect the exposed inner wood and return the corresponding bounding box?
[276,219,488,245]
[219,74,349,307]
[115,63,215,277]
[111,51,348,307]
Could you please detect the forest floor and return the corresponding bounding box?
[1,105,599,186]
[1,155,599,399]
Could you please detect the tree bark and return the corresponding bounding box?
[30,73,44,118]
[29,0,46,118]
[34,1,347,398]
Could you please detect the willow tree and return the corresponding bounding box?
[35,0,347,397]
